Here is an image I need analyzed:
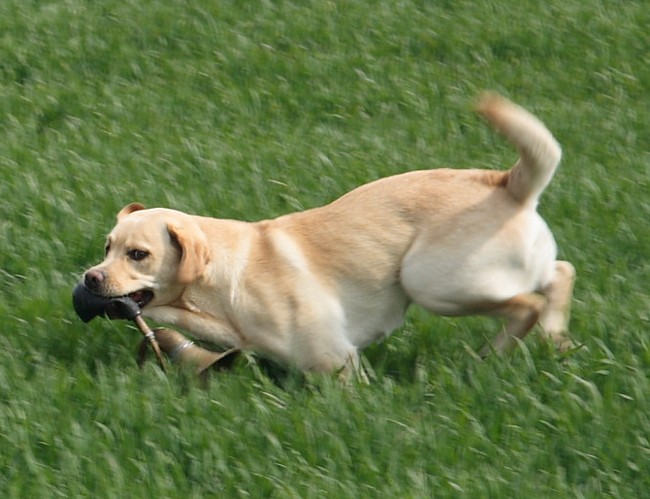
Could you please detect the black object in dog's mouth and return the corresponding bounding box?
[72,282,154,322]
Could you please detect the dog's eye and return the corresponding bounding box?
[105,244,111,256]
[128,249,149,261]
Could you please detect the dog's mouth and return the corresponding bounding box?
[127,289,154,308]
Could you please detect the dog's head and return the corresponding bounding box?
[82,203,211,309]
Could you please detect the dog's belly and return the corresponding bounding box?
[339,284,410,349]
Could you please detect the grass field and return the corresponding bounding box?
[1,0,649,496]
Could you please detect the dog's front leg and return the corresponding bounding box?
[143,306,242,350]
[335,352,370,384]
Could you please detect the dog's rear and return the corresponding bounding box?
[477,93,561,206]
[398,94,574,356]
[475,94,573,353]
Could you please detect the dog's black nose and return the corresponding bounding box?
[84,269,106,291]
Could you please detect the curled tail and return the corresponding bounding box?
[477,93,562,206]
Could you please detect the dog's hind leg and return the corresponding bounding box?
[478,293,547,357]
[538,260,576,351]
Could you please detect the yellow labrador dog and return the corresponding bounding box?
[83,94,575,376]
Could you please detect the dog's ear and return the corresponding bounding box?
[117,203,146,221]
[167,222,211,284]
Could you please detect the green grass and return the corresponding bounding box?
[1,0,649,496]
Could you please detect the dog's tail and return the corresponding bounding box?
[477,93,562,206]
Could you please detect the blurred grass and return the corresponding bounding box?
[1,0,649,496]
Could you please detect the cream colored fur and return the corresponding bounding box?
[83,94,575,376]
